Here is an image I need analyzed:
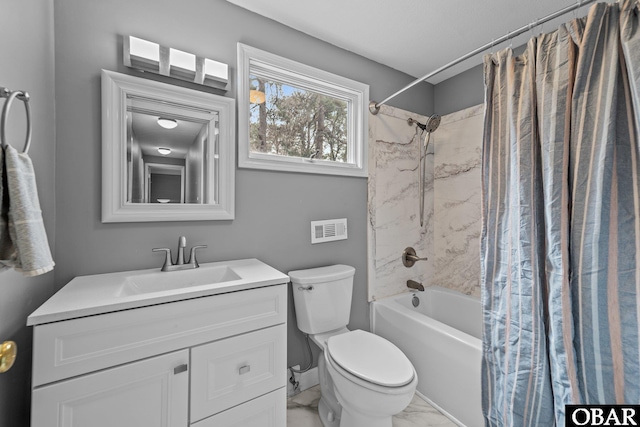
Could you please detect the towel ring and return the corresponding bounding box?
[1,88,32,154]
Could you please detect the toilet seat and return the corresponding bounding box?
[326,330,415,388]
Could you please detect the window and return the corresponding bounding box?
[237,43,369,177]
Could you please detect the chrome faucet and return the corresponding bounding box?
[153,236,207,272]
[407,279,425,292]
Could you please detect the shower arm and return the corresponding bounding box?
[409,117,427,132]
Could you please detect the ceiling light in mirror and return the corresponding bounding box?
[157,118,178,129]
[157,147,172,155]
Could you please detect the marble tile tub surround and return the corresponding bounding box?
[433,104,484,298]
[367,104,434,301]
[368,103,483,301]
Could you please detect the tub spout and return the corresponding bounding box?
[407,279,424,292]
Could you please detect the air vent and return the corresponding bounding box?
[311,218,348,244]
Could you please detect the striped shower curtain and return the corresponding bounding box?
[481,1,640,425]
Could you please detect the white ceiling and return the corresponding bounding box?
[131,111,205,158]
[226,0,595,84]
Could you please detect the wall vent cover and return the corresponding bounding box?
[311,218,348,244]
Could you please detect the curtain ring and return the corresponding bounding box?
[529,19,537,38]
[1,90,32,154]
[574,0,582,18]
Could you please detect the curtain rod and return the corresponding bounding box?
[369,0,598,114]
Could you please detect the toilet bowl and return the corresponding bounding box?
[325,329,417,427]
[289,265,417,427]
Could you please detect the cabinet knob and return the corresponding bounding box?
[173,364,188,375]
[238,365,251,375]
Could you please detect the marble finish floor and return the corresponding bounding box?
[287,385,456,427]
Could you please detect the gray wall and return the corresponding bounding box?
[434,44,529,115]
[0,1,57,425]
[53,0,433,384]
[434,64,484,116]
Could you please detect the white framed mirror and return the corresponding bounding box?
[101,70,235,222]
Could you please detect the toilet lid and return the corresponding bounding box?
[326,330,414,387]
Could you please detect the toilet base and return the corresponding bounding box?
[339,406,392,427]
[318,396,341,427]
[317,350,341,427]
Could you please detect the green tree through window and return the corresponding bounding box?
[249,76,348,162]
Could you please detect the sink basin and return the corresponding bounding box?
[118,265,241,297]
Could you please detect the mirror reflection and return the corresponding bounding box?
[126,95,218,205]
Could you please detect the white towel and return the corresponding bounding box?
[0,145,54,276]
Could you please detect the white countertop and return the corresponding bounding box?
[27,258,289,326]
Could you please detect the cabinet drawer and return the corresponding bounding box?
[190,324,286,422]
[191,387,286,427]
[33,284,286,386]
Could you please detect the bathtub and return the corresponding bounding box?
[371,287,483,427]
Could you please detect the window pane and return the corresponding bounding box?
[248,74,349,163]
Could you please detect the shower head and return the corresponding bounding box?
[408,114,441,133]
[424,114,441,132]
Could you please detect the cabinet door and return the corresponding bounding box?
[32,350,189,427]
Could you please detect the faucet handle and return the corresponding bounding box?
[153,247,173,271]
[402,247,428,267]
[188,245,207,268]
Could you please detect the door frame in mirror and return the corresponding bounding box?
[101,70,235,222]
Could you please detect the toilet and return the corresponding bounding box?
[289,265,417,427]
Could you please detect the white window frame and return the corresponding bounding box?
[237,43,369,177]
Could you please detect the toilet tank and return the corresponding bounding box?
[289,265,355,334]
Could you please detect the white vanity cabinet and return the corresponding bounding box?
[29,274,288,427]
